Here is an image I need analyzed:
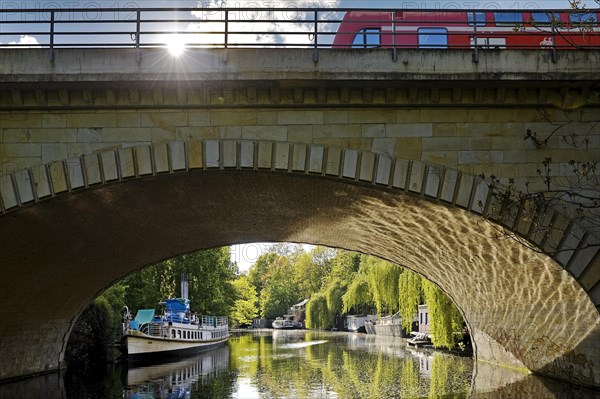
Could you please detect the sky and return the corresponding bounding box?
[230,243,271,272]
[230,243,314,272]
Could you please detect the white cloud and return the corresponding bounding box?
[1,35,41,48]
[14,35,40,45]
[184,0,342,47]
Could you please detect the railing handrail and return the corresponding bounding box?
[2,7,598,13]
[1,7,599,63]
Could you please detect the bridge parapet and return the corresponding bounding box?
[1,49,599,107]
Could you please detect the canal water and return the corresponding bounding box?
[0,330,598,398]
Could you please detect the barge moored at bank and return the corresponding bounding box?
[123,274,228,360]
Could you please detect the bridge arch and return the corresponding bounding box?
[0,140,598,388]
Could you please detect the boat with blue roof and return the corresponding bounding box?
[122,274,229,360]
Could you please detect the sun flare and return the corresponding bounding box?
[164,34,186,56]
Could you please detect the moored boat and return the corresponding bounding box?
[272,316,299,329]
[122,274,229,360]
[272,299,307,329]
[364,312,413,338]
[346,315,370,333]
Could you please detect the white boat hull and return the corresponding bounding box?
[126,334,228,360]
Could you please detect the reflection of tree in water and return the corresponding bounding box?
[227,332,472,399]
[400,358,423,398]
[429,353,471,399]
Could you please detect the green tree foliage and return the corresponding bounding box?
[398,269,422,332]
[325,279,345,317]
[293,252,327,299]
[362,256,402,315]
[258,256,300,319]
[231,275,258,327]
[247,252,278,301]
[123,247,236,316]
[422,280,464,349]
[326,251,360,286]
[305,293,331,329]
[305,279,346,329]
[342,272,372,313]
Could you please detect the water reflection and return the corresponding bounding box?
[1,331,599,398]
[228,330,472,399]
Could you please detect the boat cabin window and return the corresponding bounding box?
[467,12,486,26]
[171,329,176,338]
[418,28,448,48]
[177,330,181,339]
[570,12,598,25]
[494,12,523,26]
[352,28,380,48]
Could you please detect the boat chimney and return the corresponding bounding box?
[181,272,189,299]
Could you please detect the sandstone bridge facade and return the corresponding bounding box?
[0,48,599,388]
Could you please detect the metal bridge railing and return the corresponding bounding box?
[1,7,599,62]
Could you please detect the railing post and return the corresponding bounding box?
[551,23,557,63]
[471,11,479,63]
[49,10,55,62]
[391,11,397,62]
[135,9,141,64]
[313,10,318,63]
[224,10,229,49]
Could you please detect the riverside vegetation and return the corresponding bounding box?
[66,245,465,369]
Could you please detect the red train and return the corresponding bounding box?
[332,10,600,49]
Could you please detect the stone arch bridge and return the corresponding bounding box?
[0,48,599,388]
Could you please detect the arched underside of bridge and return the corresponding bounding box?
[0,142,598,389]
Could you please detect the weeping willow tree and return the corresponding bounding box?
[363,257,402,315]
[422,280,464,349]
[305,293,331,329]
[306,280,346,329]
[398,269,422,332]
[342,272,372,313]
[325,279,345,317]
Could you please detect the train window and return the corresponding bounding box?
[570,12,598,25]
[531,12,558,25]
[494,12,523,25]
[418,28,448,48]
[352,28,380,48]
[467,12,486,26]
